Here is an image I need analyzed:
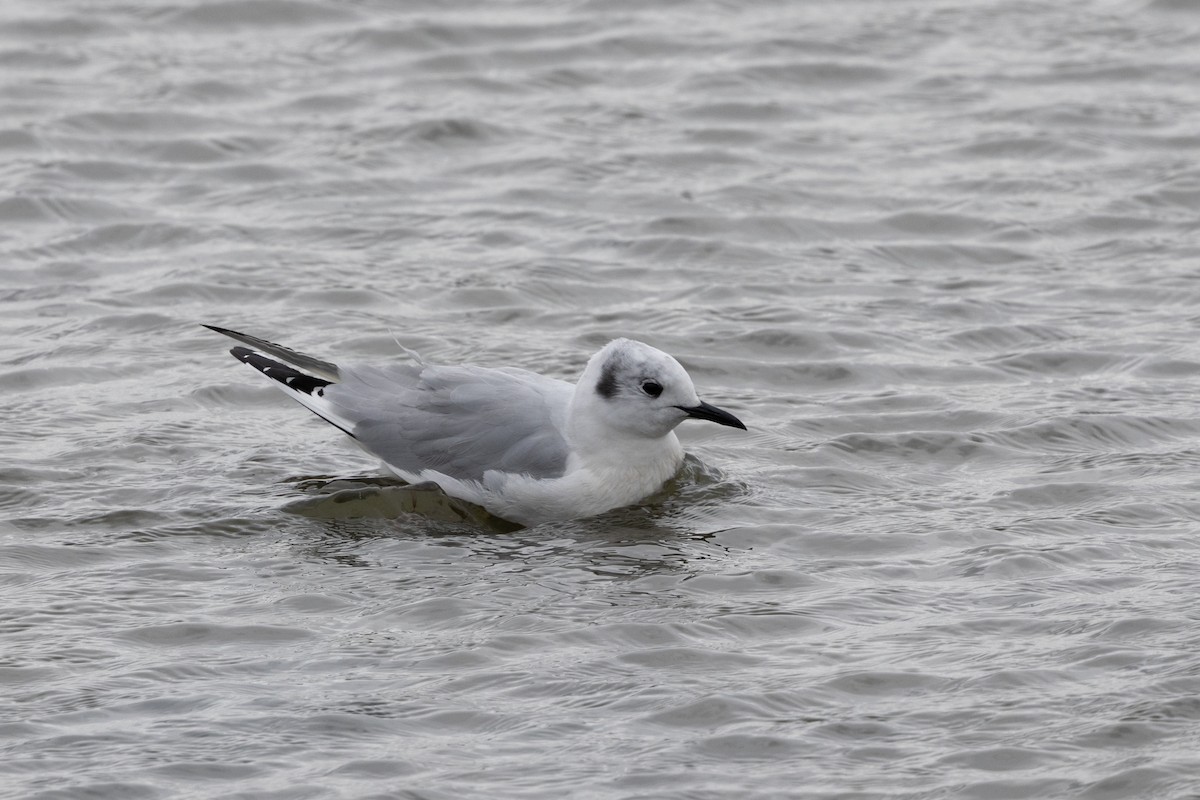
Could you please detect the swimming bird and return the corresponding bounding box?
[204,325,746,525]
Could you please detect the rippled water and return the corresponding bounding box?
[5,0,1200,797]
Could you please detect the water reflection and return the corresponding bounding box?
[283,456,749,579]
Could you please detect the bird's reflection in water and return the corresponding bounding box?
[281,455,751,578]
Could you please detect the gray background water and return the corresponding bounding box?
[4,0,1200,797]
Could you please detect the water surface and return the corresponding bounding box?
[4,0,1200,798]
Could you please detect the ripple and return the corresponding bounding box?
[159,0,360,30]
[0,196,139,225]
[696,733,805,761]
[823,670,951,698]
[116,623,313,647]
[363,117,515,147]
[945,324,1072,352]
[639,694,773,729]
[57,110,231,136]
[939,746,1062,773]
[990,414,1200,454]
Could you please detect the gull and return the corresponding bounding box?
[204,325,746,525]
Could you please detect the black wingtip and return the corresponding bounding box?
[230,346,333,397]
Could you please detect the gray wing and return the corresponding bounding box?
[322,361,573,483]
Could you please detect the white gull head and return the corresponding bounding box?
[567,338,745,454]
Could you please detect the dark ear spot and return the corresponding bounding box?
[596,361,618,399]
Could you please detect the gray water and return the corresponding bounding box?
[4,0,1200,797]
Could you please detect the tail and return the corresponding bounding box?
[204,325,357,439]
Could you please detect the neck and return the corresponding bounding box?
[566,392,682,473]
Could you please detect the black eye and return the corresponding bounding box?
[641,381,663,398]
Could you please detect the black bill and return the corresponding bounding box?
[676,400,747,430]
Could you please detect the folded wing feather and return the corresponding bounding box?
[322,362,573,483]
